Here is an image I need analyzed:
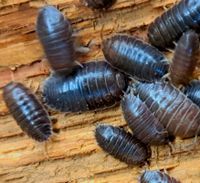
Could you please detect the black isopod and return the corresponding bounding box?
[102,34,169,82]
[81,0,116,9]
[184,80,200,108]
[170,30,199,86]
[121,91,169,145]
[148,0,200,48]
[139,170,180,183]
[95,124,151,165]
[42,61,127,112]
[36,5,75,74]
[134,81,200,139]
[3,82,52,142]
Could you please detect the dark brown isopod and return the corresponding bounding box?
[170,30,199,86]
[121,91,169,145]
[139,170,180,183]
[135,81,200,138]
[184,80,200,107]
[102,34,169,82]
[42,61,127,112]
[148,0,200,48]
[36,6,75,74]
[95,124,151,165]
[81,0,116,9]
[3,82,52,142]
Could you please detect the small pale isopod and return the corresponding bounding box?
[139,170,180,183]
[102,34,169,82]
[148,0,200,48]
[36,6,75,74]
[95,124,151,165]
[42,61,127,112]
[121,91,169,145]
[3,82,52,142]
[135,81,200,138]
[170,30,199,86]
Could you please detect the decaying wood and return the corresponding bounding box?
[2,0,200,182]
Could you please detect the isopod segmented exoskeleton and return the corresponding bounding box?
[134,81,200,139]
[3,82,52,142]
[170,30,199,86]
[95,124,151,165]
[42,61,127,112]
[102,34,169,82]
[139,170,180,183]
[36,5,75,74]
[148,0,200,48]
[121,90,169,145]
[184,80,200,108]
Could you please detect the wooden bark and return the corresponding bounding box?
[1,0,200,182]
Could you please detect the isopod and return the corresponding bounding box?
[36,6,75,74]
[134,81,200,138]
[170,30,199,86]
[148,0,200,48]
[184,80,200,107]
[95,124,151,165]
[121,91,169,145]
[81,0,116,9]
[139,170,180,183]
[102,34,169,82]
[3,82,52,142]
[42,61,127,112]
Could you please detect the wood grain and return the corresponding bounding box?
[2,0,200,182]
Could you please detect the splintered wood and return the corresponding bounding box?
[1,0,200,182]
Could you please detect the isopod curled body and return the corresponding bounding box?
[135,81,200,138]
[139,170,180,183]
[148,0,200,48]
[121,91,169,145]
[95,124,151,165]
[3,82,52,142]
[102,35,169,82]
[170,30,199,86]
[82,0,116,9]
[184,80,200,107]
[42,61,127,112]
[36,6,75,74]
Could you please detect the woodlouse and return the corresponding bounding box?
[170,30,199,86]
[42,61,127,112]
[36,5,75,74]
[184,80,200,107]
[121,91,169,145]
[3,82,52,142]
[148,0,200,48]
[139,170,180,183]
[134,81,200,138]
[95,124,151,165]
[102,34,169,82]
[81,0,116,9]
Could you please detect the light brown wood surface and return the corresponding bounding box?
[1,0,200,182]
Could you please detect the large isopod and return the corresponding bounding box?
[42,61,127,112]
[134,81,200,138]
[139,170,180,183]
[95,124,151,165]
[81,0,116,9]
[184,80,200,107]
[36,6,75,74]
[121,91,169,145]
[3,82,52,142]
[102,34,169,82]
[170,30,199,86]
[148,0,200,48]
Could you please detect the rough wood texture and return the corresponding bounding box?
[1,0,200,182]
